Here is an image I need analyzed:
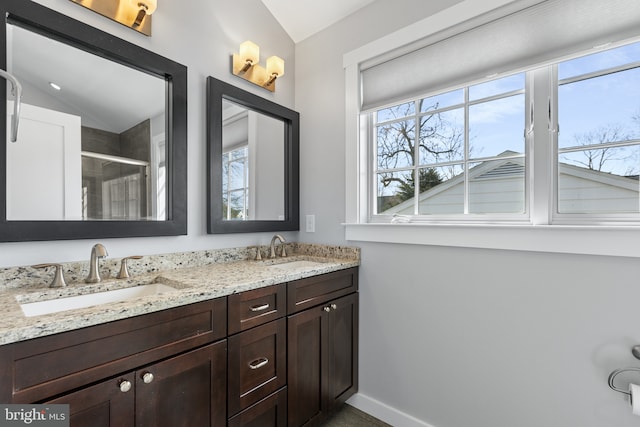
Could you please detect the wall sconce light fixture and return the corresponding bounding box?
[69,0,156,36]
[131,0,157,28]
[232,41,285,92]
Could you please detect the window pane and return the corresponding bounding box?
[377,102,415,123]
[469,159,525,214]
[377,120,416,169]
[228,161,245,190]
[558,67,640,148]
[222,192,228,218]
[228,190,246,219]
[418,165,464,215]
[419,108,464,165]
[469,94,525,158]
[558,41,640,80]
[376,171,414,214]
[469,73,524,101]
[420,89,464,112]
[558,146,640,213]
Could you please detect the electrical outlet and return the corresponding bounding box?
[306,214,315,232]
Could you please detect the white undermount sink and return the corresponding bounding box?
[19,283,178,317]
[266,260,326,270]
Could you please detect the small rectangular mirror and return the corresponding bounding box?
[207,77,299,234]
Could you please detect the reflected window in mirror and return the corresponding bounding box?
[206,77,299,234]
[0,0,187,241]
[221,98,285,222]
[222,146,249,220]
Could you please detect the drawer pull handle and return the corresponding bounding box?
[250,303,270,312]
[331,304,337,310]
[248,357,269,370]
[324,306,331,312]
[119,380,132,393]
[142,372,154,384]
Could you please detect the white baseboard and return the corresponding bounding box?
[347,393,436,427]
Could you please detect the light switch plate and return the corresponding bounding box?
[306,215,315,232]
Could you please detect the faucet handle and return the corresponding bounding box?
[117,256,143,279]
[280,244,287,258]
[32,263,67,288]
[254,246,263,261]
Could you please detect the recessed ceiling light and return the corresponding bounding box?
[49,82,61,91]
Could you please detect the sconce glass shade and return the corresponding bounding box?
[240,41,260,65]
[266,56,285,77]
[127,0,157,13]
[142,0,158,15]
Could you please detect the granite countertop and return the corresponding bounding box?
[0,244,359,346]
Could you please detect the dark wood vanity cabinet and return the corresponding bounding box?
[0,299,228,427]
[45,342,226,427]
[0,268,358,427]
[287,268,359,427]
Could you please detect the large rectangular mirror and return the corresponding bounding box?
[206,77,299,233]
[0,0,187,241]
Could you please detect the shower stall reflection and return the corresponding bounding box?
[82,153,149,220]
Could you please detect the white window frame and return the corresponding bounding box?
[343,0,640,258]
[368,74,530,223]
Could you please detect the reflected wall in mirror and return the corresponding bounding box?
[207,77,299,234]
[0,0,187,241]
[222,99,284,221]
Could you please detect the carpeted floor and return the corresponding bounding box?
[320,404,391,427]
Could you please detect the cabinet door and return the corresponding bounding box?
[136,341,227,427]
[288,293,359,427]
[287,303,327,427]
[326,293,359,407]
[45,373,134,427]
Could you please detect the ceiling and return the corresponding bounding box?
[10,24,164,134]
[260,0,376,43]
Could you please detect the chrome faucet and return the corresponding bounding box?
[269,235,287,259]
[85,243,108,283]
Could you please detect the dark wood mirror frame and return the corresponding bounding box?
[206,77,299,234]
[0,0,187,242]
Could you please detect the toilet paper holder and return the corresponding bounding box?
[609,346,640,396]
[609,368,640,396]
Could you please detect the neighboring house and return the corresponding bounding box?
[383,152,639,215]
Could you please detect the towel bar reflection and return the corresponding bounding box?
[0,69,22,142]
[608,367,640,396]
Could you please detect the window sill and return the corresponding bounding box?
[344,222,640,258]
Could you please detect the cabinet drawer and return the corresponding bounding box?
[287,267,358,314]
[0,298,227,403]
[228,284,286,335]
[228,387,287,427]
[228,318,286,415]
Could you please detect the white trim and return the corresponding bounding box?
[344,223,640,258]
[348,393,436,427]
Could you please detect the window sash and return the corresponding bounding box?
[371,75,528,221]
[368,39,640,225]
